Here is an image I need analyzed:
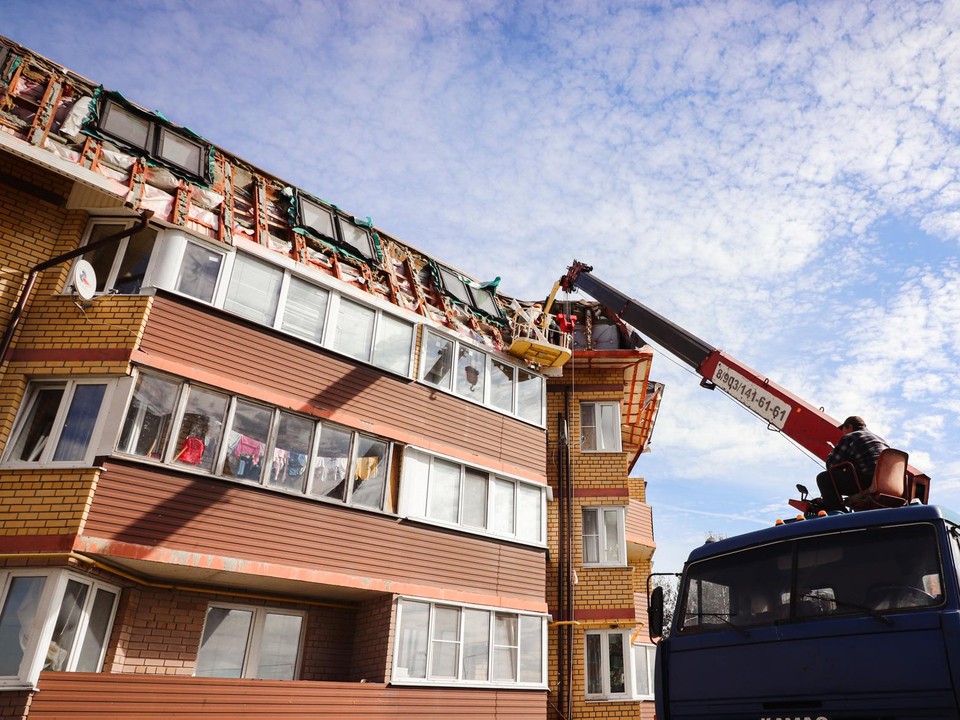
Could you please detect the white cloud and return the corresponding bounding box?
[5,0,960,570]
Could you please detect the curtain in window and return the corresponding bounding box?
[45,580,89,671]
[493,614,518,681]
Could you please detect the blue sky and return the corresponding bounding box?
[5,0,960,571]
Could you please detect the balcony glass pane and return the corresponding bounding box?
[195,607,253,678]
[256,613,302,680]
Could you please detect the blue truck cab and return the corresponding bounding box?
[653,505,960,719]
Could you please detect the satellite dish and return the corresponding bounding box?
[71,259,97,301]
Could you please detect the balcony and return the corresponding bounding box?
[25,673,546,720]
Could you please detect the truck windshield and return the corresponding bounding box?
[678,522,944,634]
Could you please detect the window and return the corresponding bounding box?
[400,449,546,544]
[117,370,393,512]
[4,380,110,465]
[420,330,544,424]
[633,643,655,699]
[332,297,414,374]
[222,399,273,481]
[172,385,229,472]
[97,98,209,179]
[117,372,180,460]
[176,242,224,303]
[582,507,626,566]
[580,401,621,452]
[333,298,375,362]
[281,276,329,344]
[394,599,544,687]
[297,196,379,262]
[223,253,283,325]
[434,265,502,320]
[195,604,304,680]
[677,522,944,635]
[78,220,158,295]
[148,239,415,378]
[267,412,314,492]
[586,630,652,700]
[516,369,544,425]
[0,570,120,688]
[489,360,514,413]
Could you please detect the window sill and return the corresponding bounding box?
[586,696,651,703]
[0,682,35,692]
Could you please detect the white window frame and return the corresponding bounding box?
[584,629,631,700]
[398,447,547,546]
[419,329,545,426]
[148,238,416,379]
[581,506,627,567]
[580,401,622,453]
[71,218,160,296]
[2,378,116,467]
[116,369,393,511]
[194,602,305,680]
[0,569,120,689]
[327,294,415,376]
[392,598,546,689]
[632,642,656,700]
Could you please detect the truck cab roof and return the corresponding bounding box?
[686,504,959,565]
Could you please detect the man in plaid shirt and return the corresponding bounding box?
[816,416,889,511]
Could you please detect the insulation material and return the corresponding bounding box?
[132,183,175,219]
[95,162,131,184]
[187,203,219,230]
[194,187,223,210]
[99,145,136,170]
[266,235,291,254]
[146,166,180,191]
[57,94,90,140]
[42,137,81,163]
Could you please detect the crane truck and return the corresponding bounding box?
[560,261,960,720]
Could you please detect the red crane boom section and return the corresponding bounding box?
[560,261,930,500]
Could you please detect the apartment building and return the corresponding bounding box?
[546,303,662,720]
[0,36,567,720]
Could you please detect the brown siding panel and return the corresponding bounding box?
[30,673,547,720]
[138,295,545,476]
[625,499,654,545]
[86,460,546,602]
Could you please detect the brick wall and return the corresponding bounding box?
[0,690,32,720]
[106,584,364,681]
[350,594,395,682]
[545,354,658,720]
[0,468,98,541]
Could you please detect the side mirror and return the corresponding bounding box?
[649,585,664,640]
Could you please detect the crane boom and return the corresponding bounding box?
[559,261,930,500]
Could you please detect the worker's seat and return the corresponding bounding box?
[845,448,909,511]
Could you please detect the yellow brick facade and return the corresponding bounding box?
[546,350,658,720]
[0,153,140,546]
